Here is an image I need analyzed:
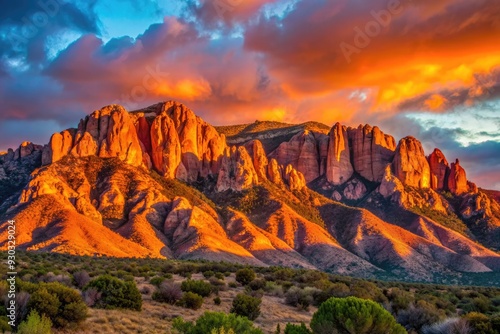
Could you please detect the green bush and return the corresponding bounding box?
[463,312,495,334]
[149,276,165,287]
[236,268,256,286]
[214,297,222,305]
[181,279,212,297]
[21,281,87,328]
[231,294,261,321]
[310,297,407,334]
[17,310,52,334]
[179,292,204,310]
[284,323,312,334]
[172,312,263,334]
[84,275,142,311]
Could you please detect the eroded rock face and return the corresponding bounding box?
[326,123,353,185]
[150,112,183,179]
[216,146,259,192]
[428,148,449,191]
[448,159,468,195]
[284,164,307,191]
[245,140,268,180]
[42,105,143,167]
[164,102,227,181]
[343,179,367,201]
[392,137,431,189]
[269,131,320,183]
[267,158,283,185]
[348,125,396,182]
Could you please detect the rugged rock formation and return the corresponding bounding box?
[326,123,353,185]
[448,159,468,195]
[267,159,284,186]
[244,140,268,180]
[269,131,320,182]
[283,164,307,191]
[150,112,183,179]
[428,148,449,191]
[347,125,396,182]
[216,146,259,192]
[392,137,431,189]
[42,105,143,167]
[343,179,368,201]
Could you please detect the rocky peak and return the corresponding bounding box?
[347,124,396,182]
[392,136,431,189]
[42,105,143,167]
[216,146,259,192]
[269,130,320,183]
[448,159,468,195]
[326,123,353,185]
[428,148,449,191]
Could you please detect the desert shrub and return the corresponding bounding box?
[84,275,142,311]
[72,271,90,289]
[214,296,222,305]
[463,312,495,334]
[387,288,413,314]
[273,268,295,281]
[284,323,312,334]
[152,281,183,305]
[16,291,31,324]
[172,311,263,334]
[181,279,212,297]
[231,294,261,321]
[149,276,165,287]
[248,279,266,291]
[178,292,204,310]
[421,318,471,334]
[215,272,225,280]
[397,301,443,332]
[22,281,87,328]
[203,271,215,279]
[264,282,284,297]
[310,297,407,334]
[286,287,316,310]
[236,268,256,286]
[82,288,101,307]
[28,288,60,320]
[0,318,11,333]
[229,282,238,288]
[17,310,52,334]
[350,281,387,303]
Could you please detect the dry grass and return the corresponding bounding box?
[53,273,315,334]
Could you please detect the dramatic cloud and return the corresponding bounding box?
[0,0,498,188]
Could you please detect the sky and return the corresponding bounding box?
[0,0,499,189]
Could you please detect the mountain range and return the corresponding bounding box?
[1,101,499,282]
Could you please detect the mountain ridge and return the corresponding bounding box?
[1,101,499,283]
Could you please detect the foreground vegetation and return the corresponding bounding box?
[1,251,500,333]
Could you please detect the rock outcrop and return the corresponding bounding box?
[150,112,183,179]
[448,159,468,195]
[392,137,431,189]
[326,123,353,185]
[428,148,449,191]
[216,146,259,192]
[42,105,143,167]
[269,131,320,183]
[348,125,396,182]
